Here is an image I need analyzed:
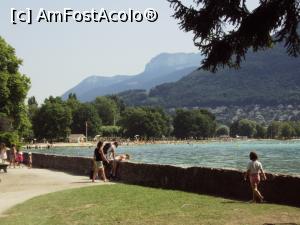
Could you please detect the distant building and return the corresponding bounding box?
[68,134,86,143]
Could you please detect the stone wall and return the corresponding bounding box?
[18,152,300,207]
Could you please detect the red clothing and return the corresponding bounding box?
[16,153,23,163]
[250,173,260,185]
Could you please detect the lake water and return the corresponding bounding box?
[27,140,300,176]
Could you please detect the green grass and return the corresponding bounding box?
[1,184,300,225]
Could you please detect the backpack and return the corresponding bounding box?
[103,143,111,155]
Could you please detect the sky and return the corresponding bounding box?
[0,0,259,103]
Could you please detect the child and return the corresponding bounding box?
[16,149,24,167]
[244,151,267,203]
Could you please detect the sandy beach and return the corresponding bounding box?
[0,167,112,216]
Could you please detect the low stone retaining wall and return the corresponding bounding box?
[17,152,300,207]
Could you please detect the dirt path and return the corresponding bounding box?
[0,167,111,216]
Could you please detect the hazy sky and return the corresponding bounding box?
[0,0,259,103]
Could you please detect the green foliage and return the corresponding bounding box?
[99,126,121,137]
[216,125,230,136]
[230,119,257,138]
[173,109,216,139]
[107,95,126,113]
[255,124,267,139]
[32,97,72,141]
[267,121,282,138]
[0,131,19,147]
[71,103,101,138]
[238,119,257,138]
[120,107,171,138]
[0,37,31,136]
[93,96,119,125]
[168,0,300,71]
[280,122,295,139]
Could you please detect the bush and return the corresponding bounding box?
[99,126,121,137]
[0,132,19,147]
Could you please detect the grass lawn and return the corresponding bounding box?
[1,184,300,225]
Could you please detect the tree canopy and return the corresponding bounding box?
[120,107,171,139]
[0,36,31,140]
[173,109,216,139]
[32,97,72,140]
[168,0,300,72]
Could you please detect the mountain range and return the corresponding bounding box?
[119,43,300,108]
[62,53,202,102]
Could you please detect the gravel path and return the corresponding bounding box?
[0,167,111,216]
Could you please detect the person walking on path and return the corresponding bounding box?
[92,141,109,182]
[244,151,267,203]
[9,144,17,168]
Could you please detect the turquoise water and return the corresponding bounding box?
[27,140,300,176]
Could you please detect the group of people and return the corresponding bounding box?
[92,141,129,182]
[0,143,32,168]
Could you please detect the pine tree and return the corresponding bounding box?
[168,0,300,72]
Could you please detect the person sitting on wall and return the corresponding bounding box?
[92,141,109,182]
[244,151,267,203]
[111,154,130,180]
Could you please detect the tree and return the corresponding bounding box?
[237,119,257,138]
[0,37,31,137]
[280,122,295,139]
[93,96,119,125]
[216,125,230,136]
[65,93,81,118]
[291,121,300,137]
[173,109,216,139]
[28,96,38,120]
[255,124,267,139]
[173,109,193,138]
[230,121,239,137]
[168,0,300,72]
[120,107,171,139]
[32,97,72,141]
[71,103,102,138]
[107,95,126,113]
[267,121,281,138]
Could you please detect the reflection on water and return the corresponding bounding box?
[27,140,300,176]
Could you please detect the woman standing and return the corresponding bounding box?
[9,144,17,168]
[0,143,7,163]
[92,141,109,182]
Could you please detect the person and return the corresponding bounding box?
[103,141,119,161]
[28,152,32,169]
[102,141,119,178]
[244,151,267,203]
[92,141,109,182]
[16,149,24,167]
[0,143,8,163]
[9,144,17,168]
[111,154,130,179]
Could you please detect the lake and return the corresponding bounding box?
[26,140,300,176]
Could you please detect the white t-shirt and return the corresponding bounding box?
[106,145,116,160]
[247,160,263,174]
